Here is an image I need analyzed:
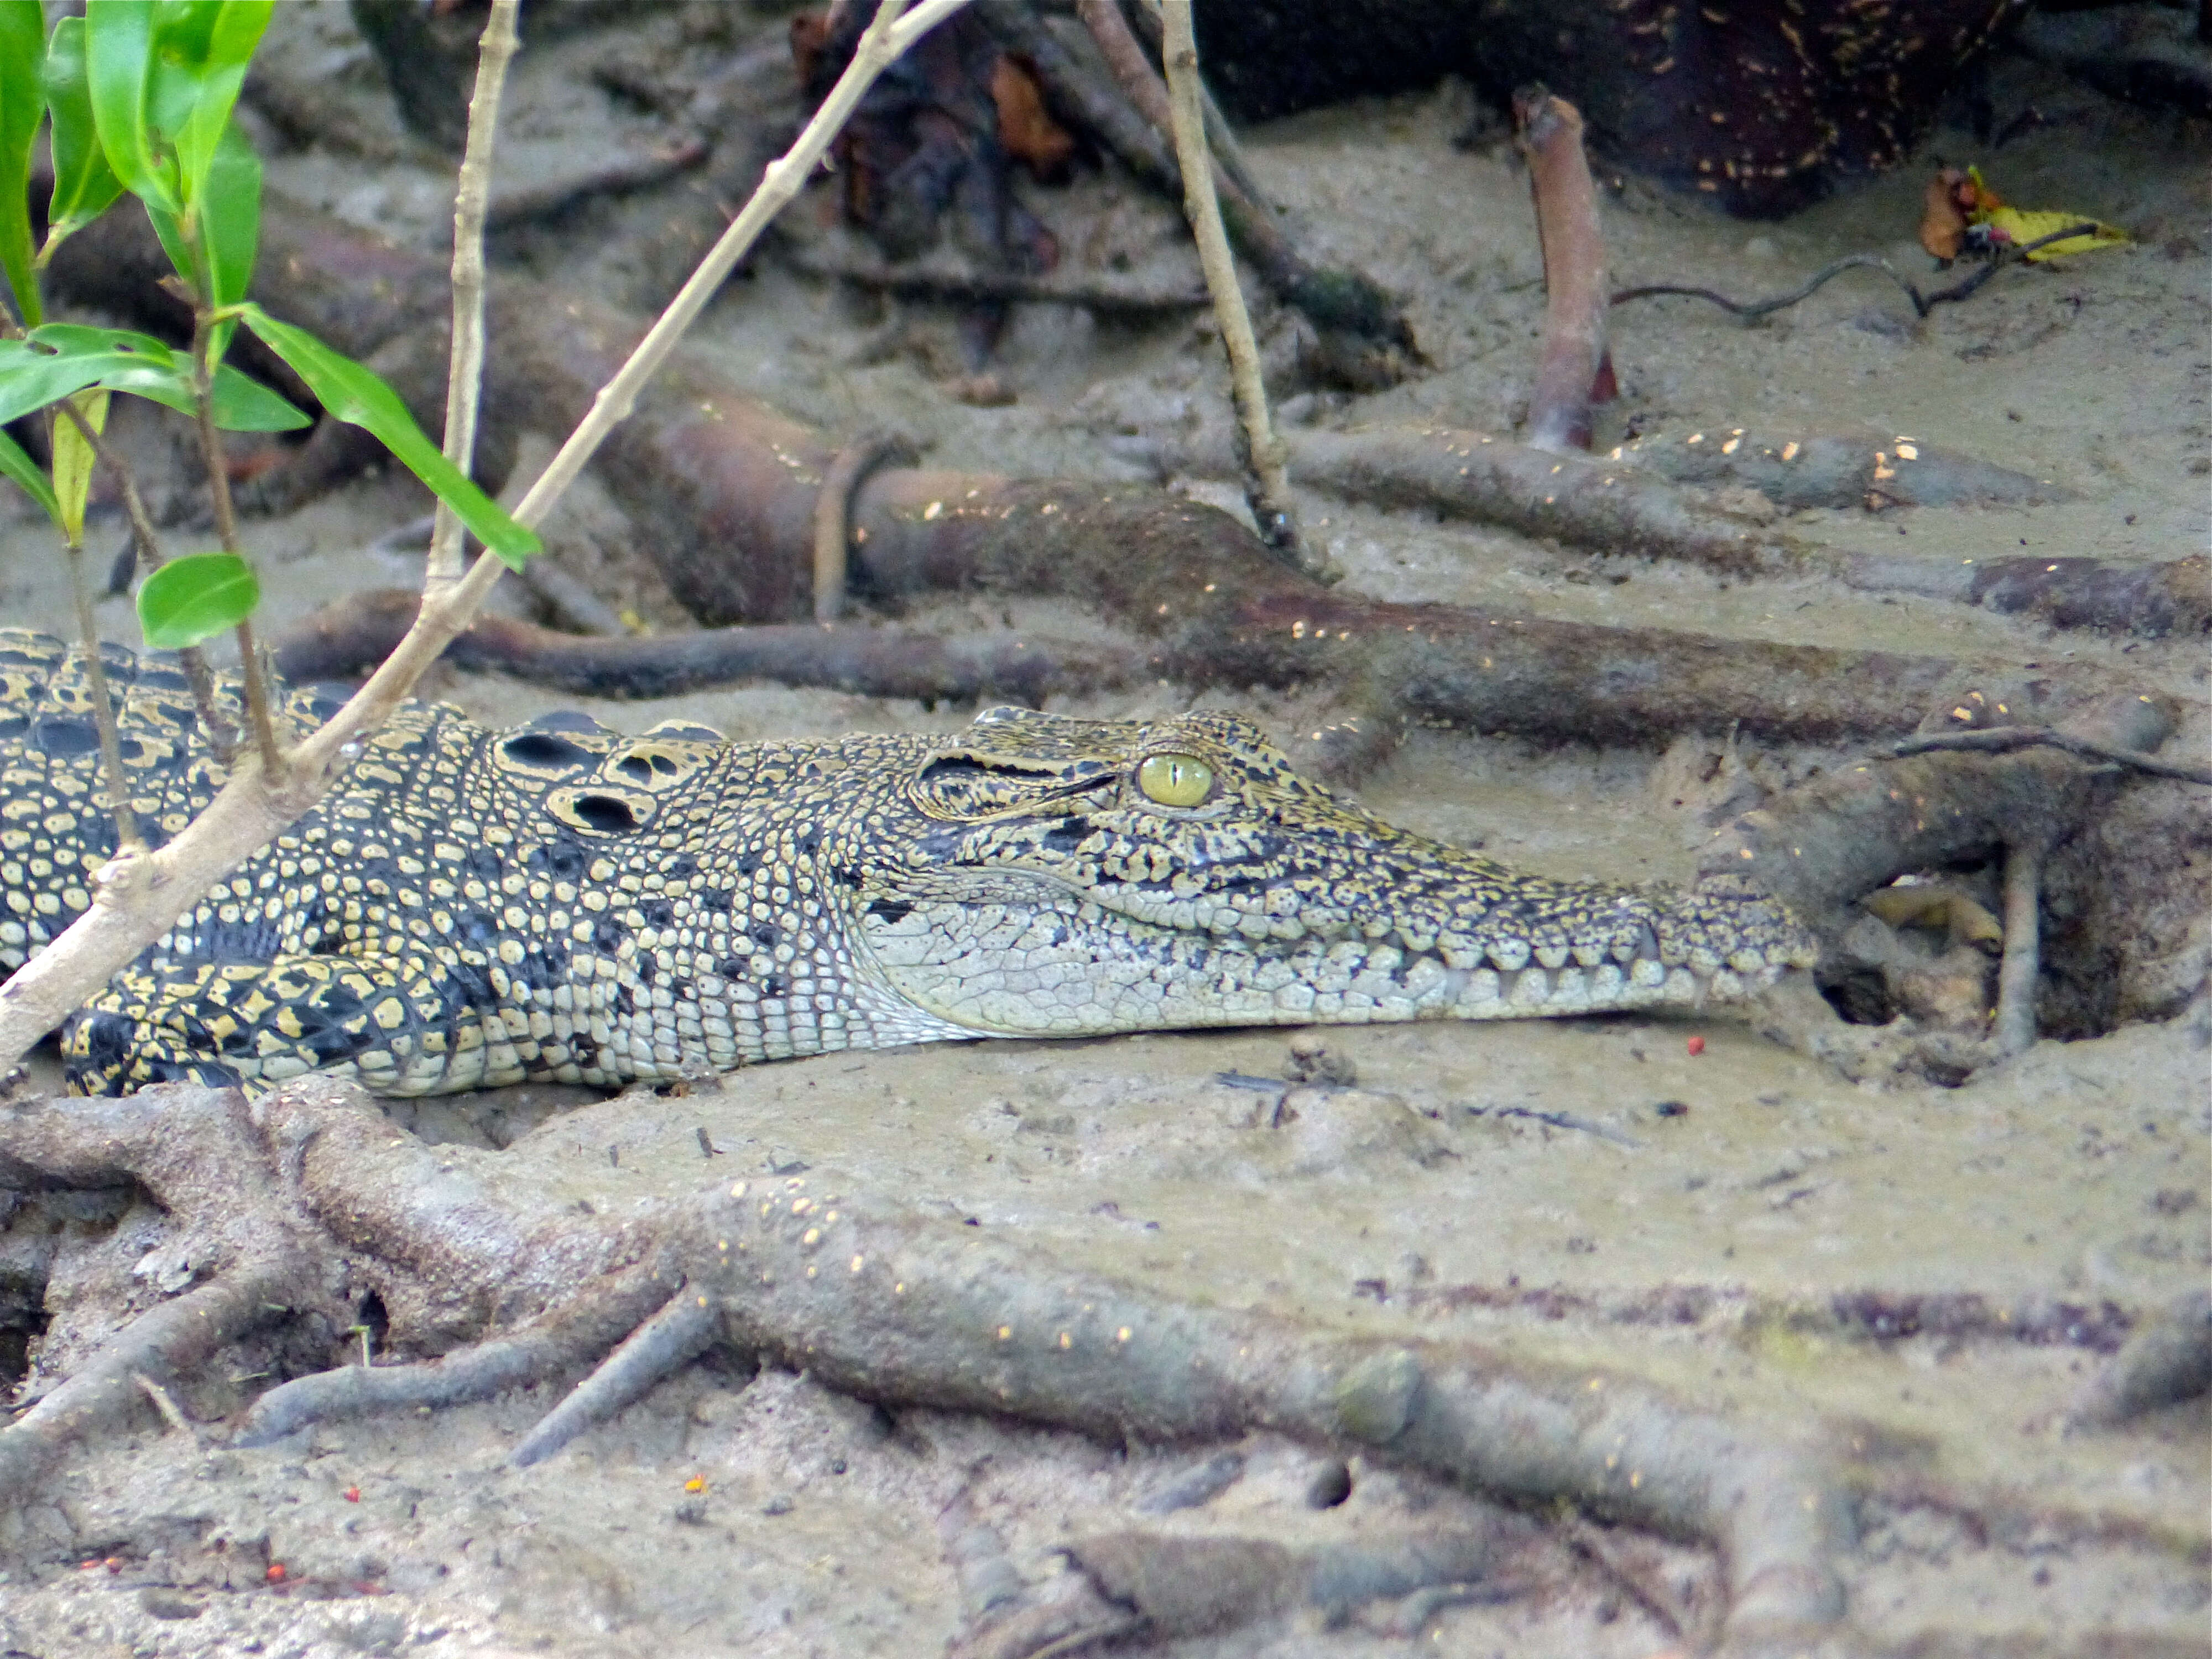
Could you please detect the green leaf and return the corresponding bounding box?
[1,325,310,430]
[168,0,269,208]
[137,549,259,647]
[196,117,258,360]
[0,0,45,326]
[86,0,179,215]
[0,336,151,426]
[237,303,542,569]
[53,388,111,545]
[38,17,128,264]
[0,425,59,526]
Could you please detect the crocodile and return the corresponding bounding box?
[0,628,1812,1096]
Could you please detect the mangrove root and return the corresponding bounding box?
[270,588,1149,707]
[0,1074,1850,1651]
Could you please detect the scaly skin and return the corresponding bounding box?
[0,630,1811,1096]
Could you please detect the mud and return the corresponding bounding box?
[0,4,2205,1655]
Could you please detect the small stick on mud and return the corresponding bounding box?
[1892,723,2212,786]
[1157,2,1328,580]
[1514,89,1616,453]
[1992,837,2045,1056]
[1614,223,2109,324]
[129,1371,199,1440]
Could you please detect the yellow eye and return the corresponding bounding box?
[1136,753,1213,808]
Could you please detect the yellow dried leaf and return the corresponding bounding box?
[52,389,109,547]
[1961,169,2125,261]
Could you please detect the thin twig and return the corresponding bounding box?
[129,1370,198,1438]
[47,393,236,759]
[1117,0,1267,207]
[61,538,142,853]
[1080,0,1176,143]
[50,395,144,853]
[424,0,520,598]
[1890,726,2211,787]
[1612,225,2105,324]
[187,288,283,774]
[1993,837,2043,1057]
[1614,255,1925,321]
[0,0,975,1076]
[1158,2,1329,581]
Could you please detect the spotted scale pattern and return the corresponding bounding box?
[0,630,1812,1097]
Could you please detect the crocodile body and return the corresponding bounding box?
[0,629,1811,1097]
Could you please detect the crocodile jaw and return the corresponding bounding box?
[854,868,1801,1040]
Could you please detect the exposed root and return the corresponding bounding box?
[1704,692,2176,936]
[235,1261,676,1447]
[843,473,2149,750]
[782,237,1210,312]
[1707,692,2184,1071]
[0,1267,299,1498]
[812,428,921,623]
[2067,1289,2212,1429]
[1893,722,2212,786]
[1515,89,1616,454]
[509,1282,720,1467]
[270,588,1147,706]
[1168,423,2201,635]
[0,1076,1851,1650]
[1610,425,2073,510]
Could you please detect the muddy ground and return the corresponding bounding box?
[0,3,2207,1656]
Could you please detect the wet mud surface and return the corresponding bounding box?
[0,4,2206,1655]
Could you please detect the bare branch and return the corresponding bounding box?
[424,0,521,597]
[51,392,238,759]
[1158,2,1331,582]
[61,539,142,853]
[187,280,284,774]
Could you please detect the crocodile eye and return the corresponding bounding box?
[1136,753,1213,808]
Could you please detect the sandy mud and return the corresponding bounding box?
[0,4,2205,1655]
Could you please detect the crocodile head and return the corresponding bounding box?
[849,706,1813,1039]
